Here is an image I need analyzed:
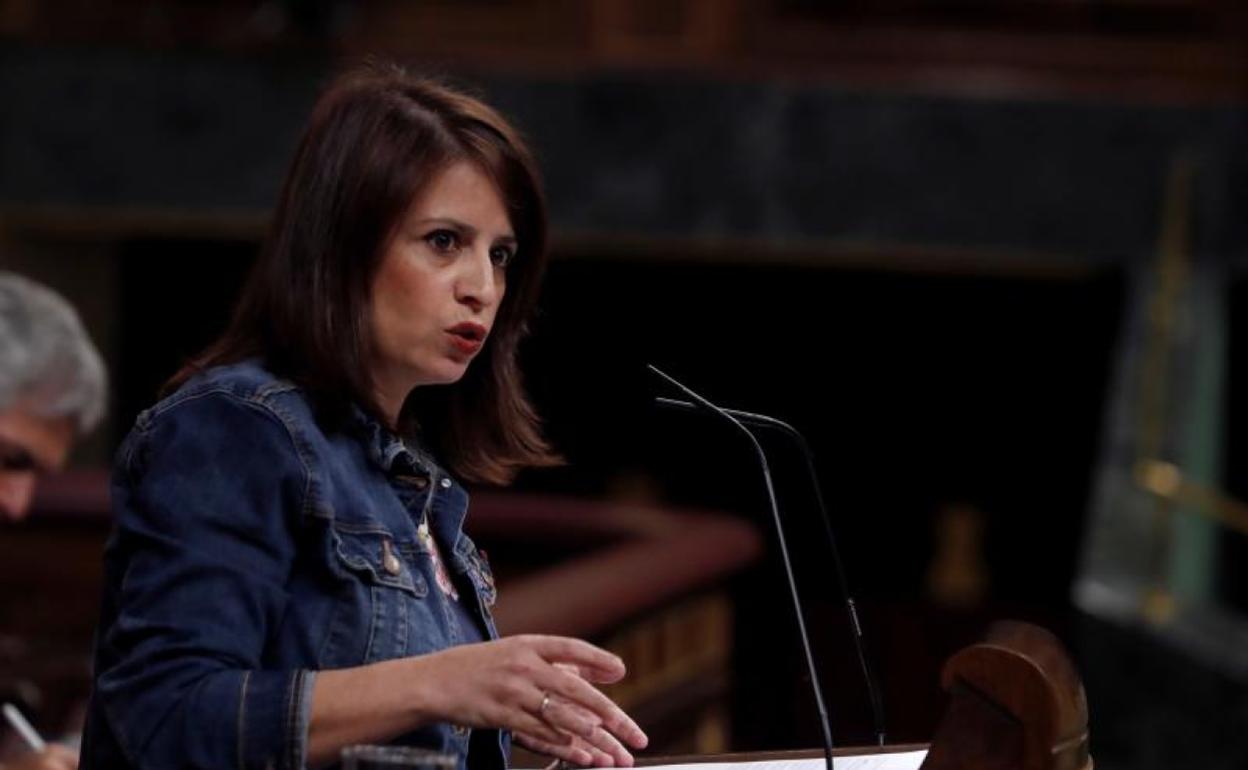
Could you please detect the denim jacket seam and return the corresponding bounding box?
[115,429,144,489]
[365,585,380,660]
[256,381,299,399]
[331,520,408,537]
[245,389,323,526]
[237,670,251,770]
[141,381,256,420]
[284,669,310,770]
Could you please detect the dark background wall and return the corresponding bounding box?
[3,45,1248,260]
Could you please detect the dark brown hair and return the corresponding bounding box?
[170,62,557,484]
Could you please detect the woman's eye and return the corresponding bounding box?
[489,245,515,268]
[425,230,458,252]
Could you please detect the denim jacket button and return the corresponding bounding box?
[381,539,402,576]
[439,477,452,489]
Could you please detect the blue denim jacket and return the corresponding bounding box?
[82,360,508,770]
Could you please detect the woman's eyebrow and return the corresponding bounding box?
[412,217,474,234]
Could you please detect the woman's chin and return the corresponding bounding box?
[416,361,472,387]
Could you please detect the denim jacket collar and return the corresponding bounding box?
[348,404,470,553]
[349,404,433,475]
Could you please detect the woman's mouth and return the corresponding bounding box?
[446,322,487,355]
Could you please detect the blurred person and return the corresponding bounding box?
[0,273,107,521]
[81,63,647,770]
[0,273,107,770]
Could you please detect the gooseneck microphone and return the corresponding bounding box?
[647,365,835,770]
[655,396,887,747]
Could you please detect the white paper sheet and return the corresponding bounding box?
[641,750,927,770]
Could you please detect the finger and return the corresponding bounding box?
[575,736,619,769]
[537,668,620,726]
[526,635,626,682]
[518,731,616,769]
[514,730,596,767]
[536,668,648,750]
[507,701,574,749]
[533,697,622,768]
[539,695,600,741]
[554,659,623,686]
[37,746,78,770]
[47,744,79,769]
[579,722,636,767]
[576,738,616,768]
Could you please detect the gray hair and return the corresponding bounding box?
[0,272,107,433]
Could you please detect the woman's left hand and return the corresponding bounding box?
[514,660,641,767]
[310,635,647,768]
[512,661,637,767]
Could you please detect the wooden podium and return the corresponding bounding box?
[921,620,1090,770]
[634,620,1091,770]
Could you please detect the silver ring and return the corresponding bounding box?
[538,692,551,715]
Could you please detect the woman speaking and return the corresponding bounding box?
[81,63,647,770]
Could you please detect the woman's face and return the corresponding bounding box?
[368,160,516,419]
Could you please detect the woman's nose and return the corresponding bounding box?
[456,249,502,310]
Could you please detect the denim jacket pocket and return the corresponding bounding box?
[334,528,427,597]
[319,527,429,667]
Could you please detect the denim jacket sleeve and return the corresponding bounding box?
[95,388,316,770]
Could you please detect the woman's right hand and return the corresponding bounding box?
[413,635,648,767]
